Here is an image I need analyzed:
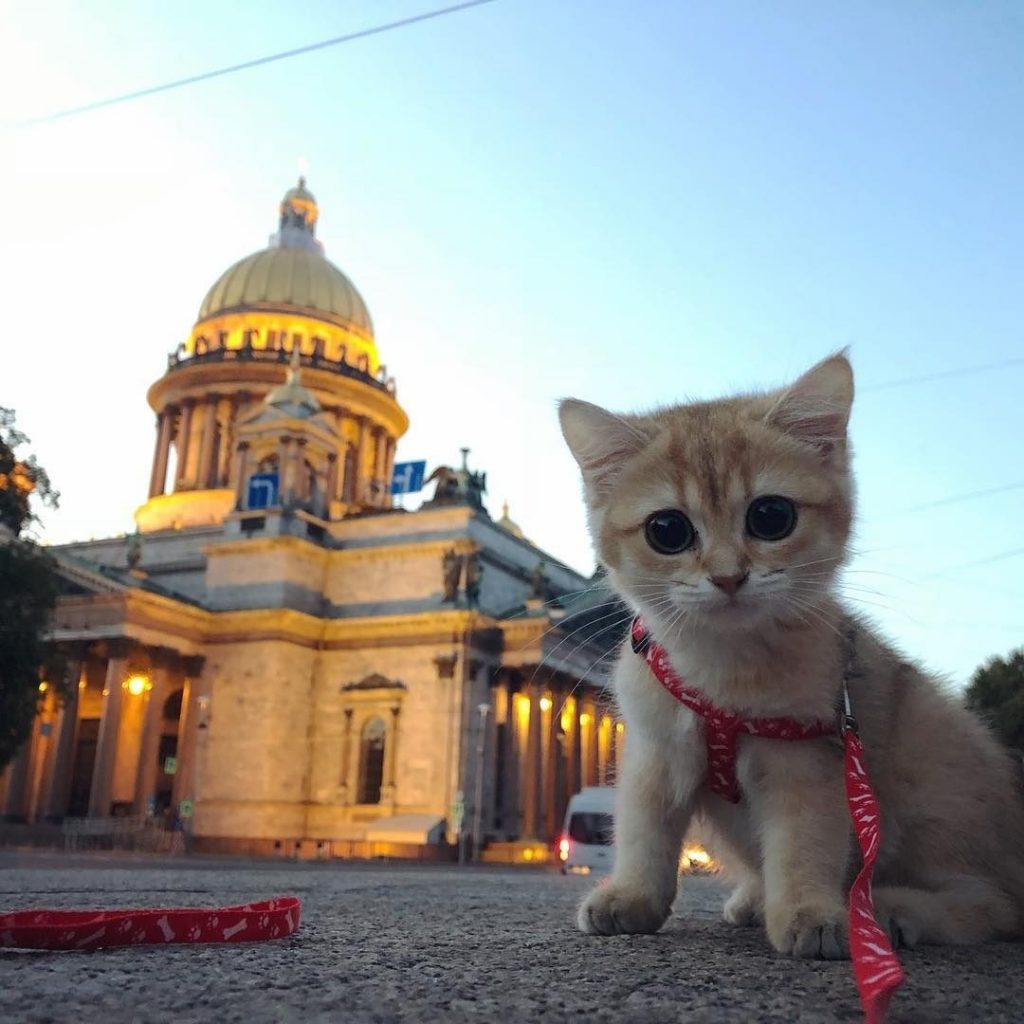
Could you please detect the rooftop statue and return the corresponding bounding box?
[423,448,488,514]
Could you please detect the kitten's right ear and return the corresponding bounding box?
[559,399,648,502]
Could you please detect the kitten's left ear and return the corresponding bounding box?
[559,398,649,503]
[766,352,854,454]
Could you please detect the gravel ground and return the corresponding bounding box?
[1,851,1022,1023]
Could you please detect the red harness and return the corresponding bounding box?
[630,616,903,1024]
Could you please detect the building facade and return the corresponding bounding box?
[0,181,623,859]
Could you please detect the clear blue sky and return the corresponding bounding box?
[2,1,1022,684]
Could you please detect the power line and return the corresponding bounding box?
[884,480,1024,516]
[13,0,497,129]
[861,355,1024,393]
[923,547,1024,579]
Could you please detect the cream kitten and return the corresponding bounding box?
[559,353,1024,957]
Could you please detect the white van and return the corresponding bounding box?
[559,786,615,874]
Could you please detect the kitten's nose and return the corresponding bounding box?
[709,572,749,597]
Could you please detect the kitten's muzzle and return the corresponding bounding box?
[708,571,750,597]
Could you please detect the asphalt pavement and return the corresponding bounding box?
[1,851,1022,1023]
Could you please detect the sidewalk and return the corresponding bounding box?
[2,853,1022,1022]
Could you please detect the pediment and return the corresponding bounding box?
[52,555,127,598]
[341,673,407,692]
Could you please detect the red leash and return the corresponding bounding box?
[0,896,301,951]
[631,617,903,1024]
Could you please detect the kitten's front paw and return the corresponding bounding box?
[577,883,671,936]
[723,881,763,927]
[873,892,921,949]
[767,904,849,959]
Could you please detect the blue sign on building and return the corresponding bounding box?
[391,460,427,495]
[247,472,280,509]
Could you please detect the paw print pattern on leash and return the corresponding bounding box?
[0,897,301,950]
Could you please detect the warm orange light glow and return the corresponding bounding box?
[560,710,571,732]
[522,848,535,861]
[680,845,714,871]
[558,838,570,861]
[616,722,625,734]
[539,696,552,712]
[38,681,48,693]
[125,674,150,696]
[185,311,378,375]
[580,712,591,726]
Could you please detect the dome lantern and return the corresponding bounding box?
[273,176,321,253]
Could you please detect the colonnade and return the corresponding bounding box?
[489,671,622,842]
[0,647,201,824]
[150,398,397,512]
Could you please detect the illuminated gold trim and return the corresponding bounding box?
[135,489,235,534]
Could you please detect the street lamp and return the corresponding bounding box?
[471,702,491,863]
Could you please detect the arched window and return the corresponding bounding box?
[358,718,386,804]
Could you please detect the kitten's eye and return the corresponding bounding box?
[644,510,696,554]
[746,496,797,541]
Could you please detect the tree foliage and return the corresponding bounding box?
[0,406,59,537]
[0,408,63,772]
[965,648,1024,755]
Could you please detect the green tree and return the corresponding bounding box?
[0,407,64,772]
[965,648,1024,755]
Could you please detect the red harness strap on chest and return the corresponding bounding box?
[0,896,301,951]
[630,618,834,802]
[630,616,904,1024]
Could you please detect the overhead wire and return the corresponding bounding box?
[12,0,497,129]
[883,480,1024,516]
[860,355,1024,393]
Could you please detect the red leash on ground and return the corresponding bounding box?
[631,617,904,1024]
[0,896,301,951]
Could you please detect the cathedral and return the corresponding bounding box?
[0,180,623,860]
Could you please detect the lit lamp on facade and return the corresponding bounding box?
[124,674,151,696]
[539,696,553,712]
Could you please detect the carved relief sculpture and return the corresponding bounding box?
[442,549,463,603]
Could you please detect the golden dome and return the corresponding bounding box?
[195,179,373,340]
[196,247,373,339]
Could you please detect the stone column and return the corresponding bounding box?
[134,667,170,815]
[149,411,174,498]
[215,397,235,487]
[234,442,250,509]
[42,660,85,818]
[333,408,348,502]
[279,437,294,504]
[570,697,583,798]
[325,454,338,519]
[522,685,543,838]
[355,417,369,503]
[173,669,204,812]
[88,655,129,817]
[295,438,309,503]
[382,705,400,808]
[2,740,31,819]
[174,400,194,490]
[372,427,387,505]
[338,708,354,804]
[196,398,218,489]
[544,685,562,839]
[586,700,599,787]
[112,673,148,809]
[509,684,524,838]
[383,437,396,509]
